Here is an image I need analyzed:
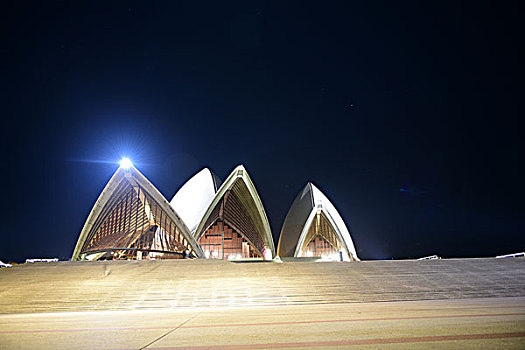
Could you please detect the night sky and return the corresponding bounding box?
[1,1,523,262]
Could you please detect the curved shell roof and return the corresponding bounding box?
[194,165,275,259]
[277,182,359,261]
[72,165,204,260]
[170,168,222,234]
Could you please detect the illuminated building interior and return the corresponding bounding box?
[72,163,359,262]
[298,211,342,259]
[277,182,359,262]
[72,165,203,261]
[194,166,274,260]
[197,184,265,260]
[199,221,261,260]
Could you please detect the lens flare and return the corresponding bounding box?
[119,158,132,169]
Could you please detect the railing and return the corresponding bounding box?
[417,255,441,260]
[25,258,59,263]
[496,252,525,259]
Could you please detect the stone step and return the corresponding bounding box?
[0,258,523,314]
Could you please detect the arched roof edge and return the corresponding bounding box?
[194,165,275,257]
[72,166,204,260]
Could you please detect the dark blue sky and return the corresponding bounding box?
[1,1,523,261]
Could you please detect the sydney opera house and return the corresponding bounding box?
[72,161,360,262]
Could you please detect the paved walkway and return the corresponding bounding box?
[1,259,524,348]
[1,297,524,349]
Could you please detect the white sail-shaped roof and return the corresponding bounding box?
[72,165,204,261]
[170,168,222,234]
[277,182,359,261]
[194,165,275,259]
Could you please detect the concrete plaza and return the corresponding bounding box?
[0,258,524,349]
[1,297,524,349]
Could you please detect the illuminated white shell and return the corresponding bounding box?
[170,168,221,234]
[277,182,359,261]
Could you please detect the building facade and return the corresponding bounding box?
[193,165,275,260]
[73,164,358,262]
[277,183,360,261]
[71,165,203,261]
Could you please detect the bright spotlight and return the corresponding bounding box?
[120,158,132,169]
